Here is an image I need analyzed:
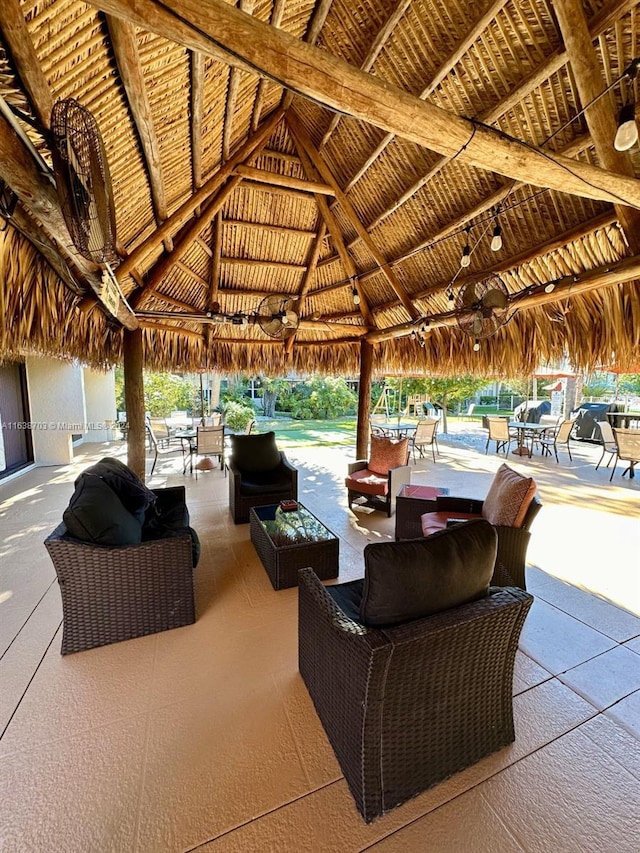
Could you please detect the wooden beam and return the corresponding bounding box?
[366,253,640,343]
[287,111,420,320]
[107,16,169,223]
[319,0,413,148]
[287,125,375,326]
[0,0,54,129]
[281,0,334,111]
[131,175,243,308]
[89,0,640,210]
[251,0,286,130]
[123,328,146,480]
[190,51,204,191]
[222,0,254,160]
[356,341,373,459]
[0,110,137,328]
[223,218,315,238]
[553,0,640,254]
[342,0,636,202]
[341,0,508,183]
[233,164,335,195]
[284,221,326,354]
[207,212,222,311]
[221,256,305,272]
[116,107,284,280]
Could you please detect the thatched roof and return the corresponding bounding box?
[1,0,640,377]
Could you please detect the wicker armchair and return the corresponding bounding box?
[228,431,297,523]
[298,567,533,823]
[45,484,197,654]
[421,493,541,590]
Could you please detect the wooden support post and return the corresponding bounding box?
[356,340,373,460]
[123,328,146,481]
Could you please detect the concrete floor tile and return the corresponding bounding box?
[481,726,640,852]
[0,716,146,852]
[519,598,616,674]
[578,712,640,780]
[625,636,640,654]
[605,688,640,741]
[513,650,553,694]
[559,645,640,710]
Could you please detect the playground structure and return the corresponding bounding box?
[372,386,437,419]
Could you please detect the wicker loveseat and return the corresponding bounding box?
[45,458,199,654]
[298,520,533,822]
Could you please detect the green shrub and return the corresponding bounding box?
[223,400,255,431]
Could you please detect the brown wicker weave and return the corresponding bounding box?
[427,494,542,590]
[298,567,533,823]
[45,515,196,655]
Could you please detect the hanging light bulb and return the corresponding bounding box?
[460,243,471,267]
[448,290,455,304]
[473,339,481,352]
[544,281,556,294]
[352,286,361,306]
[614,102,639,151]
[490,222,503,252]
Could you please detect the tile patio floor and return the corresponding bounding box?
[0,431,639,852]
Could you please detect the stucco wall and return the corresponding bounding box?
[83,368,116,442]
[25,357,85,464]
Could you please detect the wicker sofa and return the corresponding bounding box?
[45,458,199,654]
[298,520,533,822]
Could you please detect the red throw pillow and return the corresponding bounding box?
[482,463,536,527]
[368,435,409,476]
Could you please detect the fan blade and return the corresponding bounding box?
[482,288,508,310]
[472,313,484,335]
[462,283,478,307]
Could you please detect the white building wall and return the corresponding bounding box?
[25,357,85,465]
[83,368,116,442]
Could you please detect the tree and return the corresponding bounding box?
[384,376,488,432]
[258,377,291,417]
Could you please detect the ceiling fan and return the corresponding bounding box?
[455,275,510,340]
[256,295,300,339]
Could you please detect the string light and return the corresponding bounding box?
[490,222,502,252]
[352,285,361,306]
[473,339,480,352]
[460,226,471,268]
[614,59,640,151]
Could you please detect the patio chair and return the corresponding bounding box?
[188,425,225,478]
[610,428,640,481]
[228,431,297,523]
[595,420,618,471]
[538,418,575,462]
[147,422,187,476]
[345,434,410,517]
[484,416,517,455]
[409,417,439,463]
[148,417,171,448]
[298,519,533,822]
[420,464,542,589]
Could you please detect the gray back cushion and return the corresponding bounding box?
[231,431,281,473]
[78,457,156,524]
[63,474,142,546]
[360,519,497,627]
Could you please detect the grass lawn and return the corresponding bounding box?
[257,416,357,448]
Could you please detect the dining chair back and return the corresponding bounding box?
[193,426,225,478]
[485,417,514,455]
[539,418,574,463]
[411,418,439,463]
[595,420,617,471]
[610,428,640,481]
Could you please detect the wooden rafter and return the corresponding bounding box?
[223,0,254,161]
[207,212,222,312]
[107,16,169,224]
[286,110,420,321]
[366,253,640,344]
[190,51,204,191]
[90,0,640,210]
[342,0,509,189]
[284,221,327,355]
[251,0,286,130]
[223,219,315,239]
[287,123,375,327]
[233,164,335,195]
[0,0,54,129]
[281,0,334,111]
[319,0,413,148]
[116,107,284,280]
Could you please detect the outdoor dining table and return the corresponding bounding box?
[380,422,418,438]
[508,421,550,457]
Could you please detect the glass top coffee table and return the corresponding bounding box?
[249,503,339,590]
